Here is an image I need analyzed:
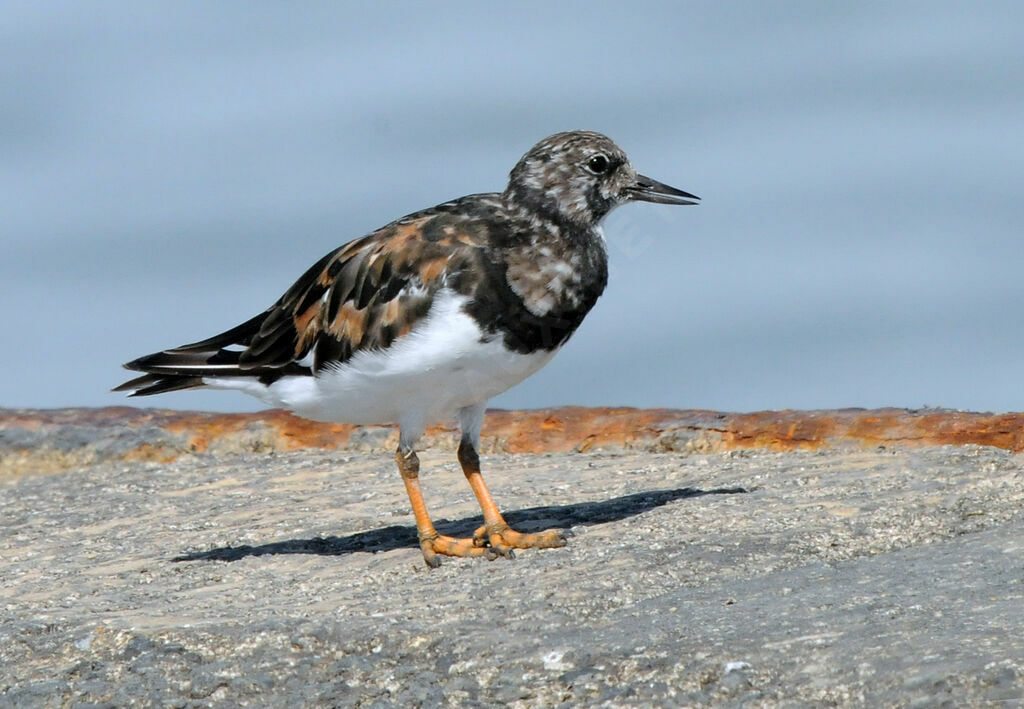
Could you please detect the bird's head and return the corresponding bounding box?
[504,130,699,228]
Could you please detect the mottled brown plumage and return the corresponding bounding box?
[255,214,487,373]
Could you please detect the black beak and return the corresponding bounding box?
[627,174,700,205]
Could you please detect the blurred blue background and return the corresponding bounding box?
[3,2,1023,413]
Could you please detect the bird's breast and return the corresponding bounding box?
[504,241,606,317]
[463,230,608,355]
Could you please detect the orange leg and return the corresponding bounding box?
[395,447,496,567]
[458,440,568,556]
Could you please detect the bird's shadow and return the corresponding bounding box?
[171,485,748,563]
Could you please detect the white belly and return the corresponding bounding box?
[205,290,557,430]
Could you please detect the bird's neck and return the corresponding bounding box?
[500,193,604,250]
[502,183,607,234]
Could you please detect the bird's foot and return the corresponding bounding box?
[472,523,570,555]
[418,533,513,568]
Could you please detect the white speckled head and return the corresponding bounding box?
[504,131,698,228]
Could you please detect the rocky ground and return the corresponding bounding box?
[2,409,1024,706]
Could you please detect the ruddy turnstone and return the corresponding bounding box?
[116,130,699,567]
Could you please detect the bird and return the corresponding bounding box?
[116,130,699,567]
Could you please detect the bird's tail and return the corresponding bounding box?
[114,312,268,397]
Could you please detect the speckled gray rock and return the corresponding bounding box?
[2,445,1023,706]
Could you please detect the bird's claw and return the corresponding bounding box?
[419,533,492,568]
[471,523,568,553]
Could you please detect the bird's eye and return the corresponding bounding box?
[587,154,610,174]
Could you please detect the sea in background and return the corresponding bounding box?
[3,2,1023,414]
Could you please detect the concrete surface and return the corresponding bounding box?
[2,414,1023,706]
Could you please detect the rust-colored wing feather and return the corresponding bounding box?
[245,213,484,371]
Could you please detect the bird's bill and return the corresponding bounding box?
[627,174,700,205]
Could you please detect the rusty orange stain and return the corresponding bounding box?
[4,407,1024,473]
